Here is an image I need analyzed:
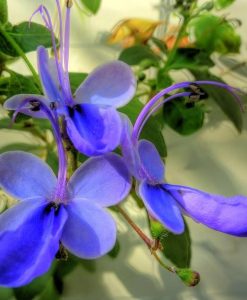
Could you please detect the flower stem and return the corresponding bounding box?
[0,25,42,91]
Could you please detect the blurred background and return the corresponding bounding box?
[1,0,247,299]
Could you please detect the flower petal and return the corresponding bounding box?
[74,61,136,108]
[165,184,247,237]
[4,94,51,118]
[37,46,62,104]
[68,153,131,207]
[138,140,165,184]
[61,200,116,259]
[0,151,57,201]
[0,200,68,287]
[139,181,184,234]
[66,103,122,156]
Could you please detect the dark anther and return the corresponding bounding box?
[45,202,60,215]
[186,83,208,103]
[66,0,73,8]
[50,102,57,110]
[29,100,41,112]
[55,242,69,261]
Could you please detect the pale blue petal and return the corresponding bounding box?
[68,153,131,207]
[66,103,122,156]
[0,151,57,201]
[37,46,62,103]
[165,184,247,237]
[0,200,68,287]
[4,94,50,118]
[139,181,184,234]
[61,200,116,259]
[138,140,165,184]
[74,61,136,108]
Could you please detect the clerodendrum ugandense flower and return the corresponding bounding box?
[121,82,247,236]
[0,102,131,287]
[4,0,136,156]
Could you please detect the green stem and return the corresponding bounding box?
[0,25,42,91]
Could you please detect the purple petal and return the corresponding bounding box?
[138,140,165,184]
[120,115,141,180]
[66,103,122,156]
[139,181,184,234]
[0,151,57,201]
[68,153,131,207]
[4,94,50,118]
[61,200,116,259]
[75,61,136,108]
[0,199,68,287]
[37,46,62,104]
[165,184,247,237]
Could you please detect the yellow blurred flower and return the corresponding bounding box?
[108,18,163,48]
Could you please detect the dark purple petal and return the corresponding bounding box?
[4,94,51,118]
[68,153,131,207]
[165,184,247,237]
[37,46,62,104]
[61,200,116,259]
[139,181,184,234]
[0,199,68,287]
[75,61,136,108]
[138,140,165,184]
[0,151,57,201]
[66,103,122,156]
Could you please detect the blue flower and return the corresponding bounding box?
[0,151,131,287]
[4,2,136,156]
[121,117,247,236]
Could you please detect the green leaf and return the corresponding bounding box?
[0,72,40,98]
[119,45,160,66]
[189,14,241,54]
[108,239,120,258]
[163,98,205,135]
[0,0,8,24]
[119,98,167,157]
[0,22,53,57]
[150,37,167,53]
[166,48,214,71]
[37,279,60,300]
[0,287,13,300]
[156,71,173,90]
[14,271,53,300]
[0,143,43,156]
[46,148,59,174]
[192,70,243,132]
[214,0,235,9]
[69,72,88,93]
[80,0,101,14]
[80,259,97,273]
[150,219,191,268]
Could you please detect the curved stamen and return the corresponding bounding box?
[132,81,244,143]
[135,92,191,141]
[12,99,67,203]
[30,5,65,97]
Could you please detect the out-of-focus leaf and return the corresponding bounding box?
[192,70,243,132]
[46,148,59,174]
[80,0,101,14]
[38,279,59,300]
[157,71,173,90]
[167,48,214,71]
[119,45,160,66]
[108,239,120,258]
[69,72,88,94]
[150,219,191,268]
[163,97,205,135]
[0,143,43,156]
[80,259,97,273]
[151,37,167,53]
[0,0,8,24]
[218,56,247,77]
[0,72,39,98]
[0,287,13,300]
[119,98,167,157]
[214,0,235,9]
[189,14,241,54]
[14,271,53,300]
